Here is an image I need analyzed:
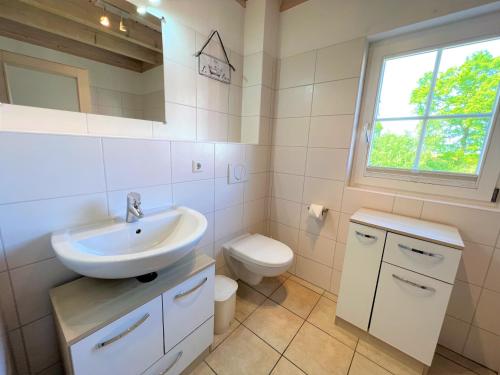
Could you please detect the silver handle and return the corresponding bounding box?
[392,274,436,293]
[174,277,208,300]
[355,230,377,240]
[95,313,150,349]
[159,351,183,375]
[398,244,444,260]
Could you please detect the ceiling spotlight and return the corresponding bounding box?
[149,0,161,5]
[137,6,147,15]
[119,17,127,32]
[100,15,110,27]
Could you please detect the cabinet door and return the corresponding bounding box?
[163,266,214,352]
[71,296,163,375]
[369,262,453,365]
[336,223,386,330]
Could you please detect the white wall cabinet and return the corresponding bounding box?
[336,209,463,366]
[51,254,215,375]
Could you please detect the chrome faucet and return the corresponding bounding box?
[126,192,144,223]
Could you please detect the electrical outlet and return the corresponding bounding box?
[192,160,203,173]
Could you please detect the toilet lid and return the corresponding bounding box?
[231,234,293,268]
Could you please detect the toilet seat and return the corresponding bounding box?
[230,234,293,268]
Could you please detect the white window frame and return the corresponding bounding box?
[351,12,500,203]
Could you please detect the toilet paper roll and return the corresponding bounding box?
[308,204,325,220]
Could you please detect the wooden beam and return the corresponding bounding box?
[0,17,145,72]
[0,0,162,66]
[18,0,162,52]
[103,0,162,31]
[280,0,309,12]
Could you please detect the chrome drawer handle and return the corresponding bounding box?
[160,351,183,375]
[174,277,208,300]
[355,230,377,241]
[398,244,444,260]
[392,274,436,293]
[95,313,150,349]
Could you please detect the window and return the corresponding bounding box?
[351,13,500,203]
[368,39,500,177]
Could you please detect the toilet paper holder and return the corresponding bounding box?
[307,205,329,217]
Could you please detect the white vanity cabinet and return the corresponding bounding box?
[50,254,215,375]
[336,209,464,366]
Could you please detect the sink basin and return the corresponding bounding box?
[51,207,207,279]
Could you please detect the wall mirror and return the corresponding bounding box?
[0,0,165,122]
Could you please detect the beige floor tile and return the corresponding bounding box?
[349,353,391,375]
[307,296,358,349]
[356,335,425,375]
[270,279,321,318]
[435,346,496,375]
[251,275,289,296]
[428,355,475,375]
[235,282,266,322]
[244,299,304,352]
[289,275,324,294]
[324,290,338,302]
[185,361,216,375]
[211,319,240,350]
[271,357,306,374]
[284,322,354,375]
[206,325,280,375]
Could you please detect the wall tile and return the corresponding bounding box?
[242,52,264,87]
[1,104,87,135]
[87,114,153,138]
[484,247,500,293]
[197,109,228,142]
[271,173,304,202]
[269,221,299,252]
[244,172,269,202]
[272,117,310,147]
[246,145,270,173]
[275,85,313,118]
[215,143,246,178]
[163,22,196,69]
[198,212,214,249]
[446,281,482,323]
[165,60,197,106]
[337,213,351,244]
[155,103,196,141]
[333,242,346,272]
[228,116,242,142]
[315,38,365,83]
[0,271,19,330]
[473,289,500,335]
[103,138,171,190]
[392,197,423,218]
[171,142,214,183]
[311,78,358,116]
[302,177,344,212]
[272,146,307,175]
[341,188,394,214]
[421,202,500,246]
[107,185,173,218]
[305,148,348,180]
[215,177,244,210]
[463,327,500,370]
[277,51,316,89]
[308,115,353,148]
[22,315,59,374]
[244,198,267,227]
[300,205,339,240]
[330,269,342,295]
[11,258,77,325]
[229,85,243,116]
[8,329,29,375]
[298,231,335,266]
[270,198,302,229]
[214,204,244,241]
[241,85,263,116]
[0,193,108,268]
[197,75,229,113]
[438,315,470,354]
[456,242,494,286]
[295,256,331,290]
[0,132,106,204]
[172,179,214,214]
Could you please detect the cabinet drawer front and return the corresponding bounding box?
[369,263,453,365]
[384,233,461,284]
[71,296,163,375]
[336,223,386,331]
[163,266,214,352]
[143,317,213,375]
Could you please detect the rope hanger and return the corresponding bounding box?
[195,30,236,72]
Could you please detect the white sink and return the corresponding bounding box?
[51,207,208,279]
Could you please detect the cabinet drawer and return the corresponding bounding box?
[336,223,386,331]
[143,317,213,375]
[384,233,461,284]
[163,266,214,352]
[369,262,453,365]
[71,296,163,375]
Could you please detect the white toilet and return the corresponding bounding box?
[223,233,294,285]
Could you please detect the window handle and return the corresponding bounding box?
[364,123,370,143]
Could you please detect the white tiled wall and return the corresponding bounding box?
[269,37,500,371]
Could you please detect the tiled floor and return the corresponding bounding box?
[188,273,497,375]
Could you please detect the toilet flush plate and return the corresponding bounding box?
[228,163,248,184]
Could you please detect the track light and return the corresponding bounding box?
[119,17,127,32]
[137,6,147,15]
[100,15,110,27]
